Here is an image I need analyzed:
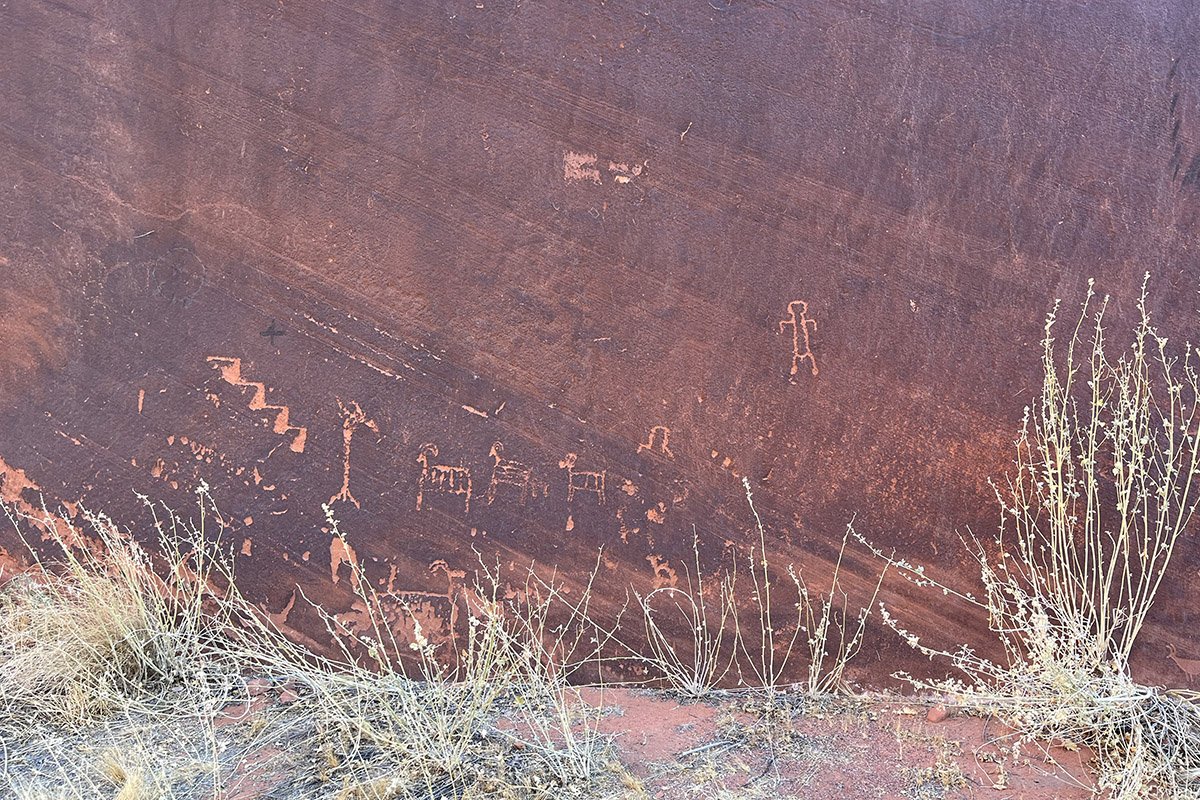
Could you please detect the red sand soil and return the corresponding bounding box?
[213,685,1096,799]
[578,688,1095,799]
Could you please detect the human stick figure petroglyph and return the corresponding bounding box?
[206,356,308,452]
[559,453,606,505]
[637,425,674,459]
[486,441,533,506]
[416,444,473,514]
[777,300,818,381]
[329,398,380,509]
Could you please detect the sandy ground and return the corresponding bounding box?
[0,553,1098,799]
[179,683,1095,799]
[576,688,1094,799]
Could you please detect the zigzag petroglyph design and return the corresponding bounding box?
[206,356,308,453]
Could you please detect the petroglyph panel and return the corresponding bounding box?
[2,0,1199,686]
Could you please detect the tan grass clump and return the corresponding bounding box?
[98,749,154,800]
[0,485,256,799]
[1,489,625,797]
[0,486,241,728]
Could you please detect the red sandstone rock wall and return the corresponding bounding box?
[1,0,1198,684]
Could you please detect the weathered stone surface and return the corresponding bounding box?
[1,0,1198,684]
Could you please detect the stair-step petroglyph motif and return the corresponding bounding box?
[207,356,308,453]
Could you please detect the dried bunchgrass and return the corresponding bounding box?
[231,506,619,799]
[0,483,260,797]
[0,485,241,728]
[0,486,627,798]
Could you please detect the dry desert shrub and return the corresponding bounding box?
[0,484,256,798]
[0,492,624,798]
[627,488,885,699]
[860,275,1200,798]
[228,506,621,799]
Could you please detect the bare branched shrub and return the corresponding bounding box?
[734,480,884,696]
[1,489,623,797]
[631,528,739,697]
[861,275,1200,798]
[0,484,260,797]
[789,525,885,697]
[626,479,884,698]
